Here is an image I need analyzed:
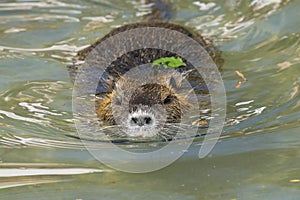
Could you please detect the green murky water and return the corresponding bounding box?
[0,0,299,199]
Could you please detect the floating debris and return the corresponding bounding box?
[235,70,247,81]
[289,179,300,183]
[235,70,247,88]
[235,81,243,88]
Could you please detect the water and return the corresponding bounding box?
[0,0,299,199]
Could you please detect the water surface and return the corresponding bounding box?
[0,0,300,199]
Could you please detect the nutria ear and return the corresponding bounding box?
[168,75,184,90]
[168,69,192,90]
[169,76,178,89]
[181,69,193,79]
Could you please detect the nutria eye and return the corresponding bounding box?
[163,95,172,104]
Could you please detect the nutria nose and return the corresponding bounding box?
[130,116,153,126]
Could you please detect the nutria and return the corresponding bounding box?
[72,0,223,137]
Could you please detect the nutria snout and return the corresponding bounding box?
[126,104,164,137]
[130,115,153,127]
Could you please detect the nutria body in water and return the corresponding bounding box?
[73,3,223,137]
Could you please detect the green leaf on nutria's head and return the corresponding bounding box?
[153,56,187,68]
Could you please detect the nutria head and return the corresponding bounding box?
[96,67,192,137]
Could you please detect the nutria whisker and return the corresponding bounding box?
[98,124,122,131]
[164,123,188,130]
[157,132,170,141]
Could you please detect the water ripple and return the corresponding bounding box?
[0,0,85,10]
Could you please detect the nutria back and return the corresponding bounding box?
[76,22,223,69]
